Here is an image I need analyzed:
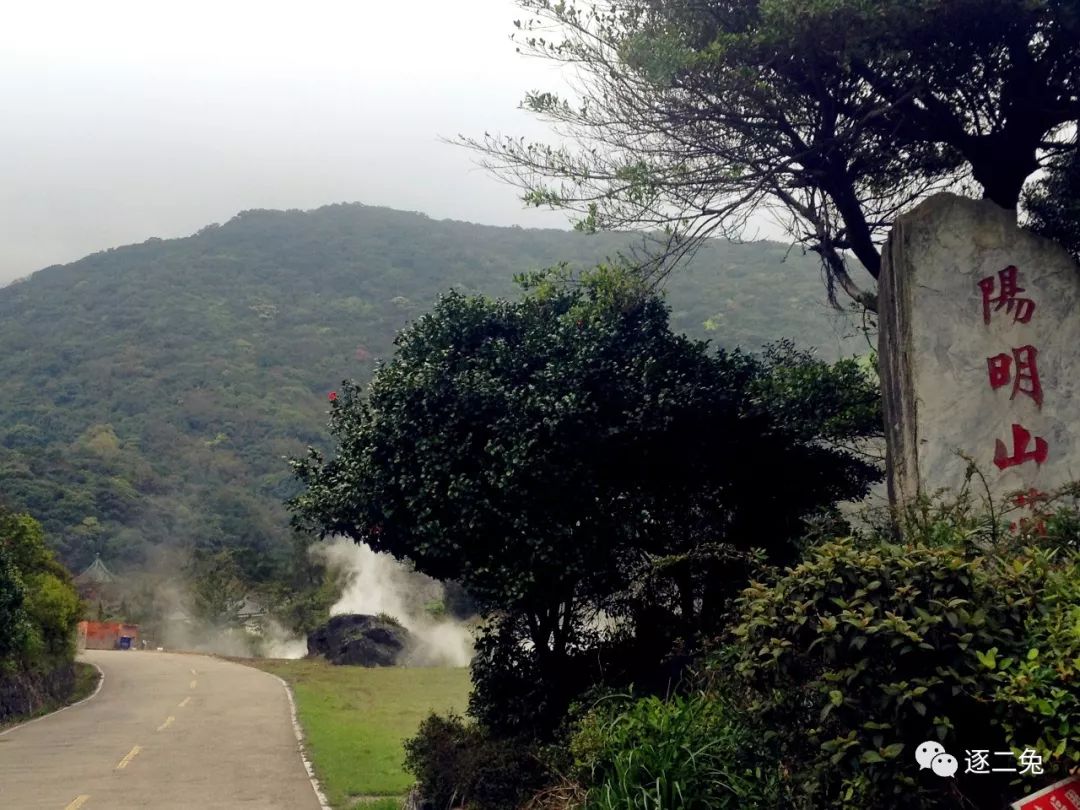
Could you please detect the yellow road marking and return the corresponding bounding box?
[189,679,197,689]
[64,796,90,810]
[156,716,175,732]
[178,697,191,708]
[115,745,141,770]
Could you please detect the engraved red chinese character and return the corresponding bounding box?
[978,265,1036,324]
[993,423,1049,470]
[986,345,1043,408]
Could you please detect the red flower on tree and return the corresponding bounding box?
[328,391,338,402]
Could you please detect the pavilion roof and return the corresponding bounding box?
[74,555,116,585]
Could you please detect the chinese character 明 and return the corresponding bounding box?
[994,424,1049,470]
[979,265,1036,324]
[1018,748,1044,776]
[964,750,991,774]
[987,345,1043,408]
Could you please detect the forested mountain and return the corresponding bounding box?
[0,203,863,581]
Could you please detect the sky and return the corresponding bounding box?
[0,0,576,284]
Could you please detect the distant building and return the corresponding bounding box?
[74,554,118,603]
[77,620,140,650]
[237,596,267,633]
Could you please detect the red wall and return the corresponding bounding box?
[77,621,140,650]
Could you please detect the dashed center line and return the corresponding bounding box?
[157,716,175,732]
[115,745,142,770]
[64,796,90,810]
[178,697,191,708]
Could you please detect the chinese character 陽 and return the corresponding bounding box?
[979,266,1036,324]
[964,750,991,774]
[1018,748,1044,776]
[987,345,1044,408]
[994,424,1049,470]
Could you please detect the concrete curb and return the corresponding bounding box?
[274,674,332,810]
[0,660,105,737]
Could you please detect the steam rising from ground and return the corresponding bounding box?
[121,540,473,665]
[145,578,308,659]
[312,538,474,667]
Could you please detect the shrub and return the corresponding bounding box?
[0,544,29,663]
[570,692,780,810]
[404,713,547,810]
[991,558,1080,770]
[24,572,81,660]
[726,501,1080,810]
[0,508,80,670]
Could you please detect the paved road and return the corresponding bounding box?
[0,650,323,809]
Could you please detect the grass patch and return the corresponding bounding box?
[0,661,101,731]
[250,659,470,809]
[71,661,101,702]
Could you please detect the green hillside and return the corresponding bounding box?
[0,203,862,580]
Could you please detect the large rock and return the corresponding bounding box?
[879,194,1080,508]
[306,614,413,667]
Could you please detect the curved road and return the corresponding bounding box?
[0,650,323,809]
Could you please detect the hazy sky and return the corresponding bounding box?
[0,0,576,283]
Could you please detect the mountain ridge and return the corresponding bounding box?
[0,202,862,581]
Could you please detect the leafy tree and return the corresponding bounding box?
[1025,135,1080,261]
[467,0,1080,305]
[724,497,1080,809]
[292,271,880,733]
[0,204,858,586]
[0,543,29,662]
[185,548,248,626]
[0,507,80,668]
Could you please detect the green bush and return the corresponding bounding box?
[0,543,29,663]
[570,693,780,810]
[0,507,81,670]
[726,500,1080,810]
[403,713,546,810]
[992,554,1080,769]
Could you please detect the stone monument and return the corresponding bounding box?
[879,193,1080,508]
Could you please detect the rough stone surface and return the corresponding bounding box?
[0,662,74,724]
[880,193,1080,508]
[306,613,413,667]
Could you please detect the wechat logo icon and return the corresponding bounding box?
[915,741,958,777]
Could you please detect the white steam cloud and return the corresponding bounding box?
[312,538,474,667]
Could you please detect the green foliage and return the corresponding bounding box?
[403,713,546,810]
[0,507,80,671]
[23,572,81,660]
[989,493,1080,771]
[992,563,1080,769]
[725,498,1080,809]
[476,0,1080,304]
[254,659,470,806]
[185,548,248,626]
[292,273,879,735]
[0,204,860,586]
[0,543,29,662]
[1025,137,1080,262]
[570,693,780,810]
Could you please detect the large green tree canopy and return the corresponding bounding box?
[467,0,1079,306]
[0,507,80,667]
[291,271,881,733]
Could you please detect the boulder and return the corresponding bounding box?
[879,193,1080,508]
[306,614,412,667]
